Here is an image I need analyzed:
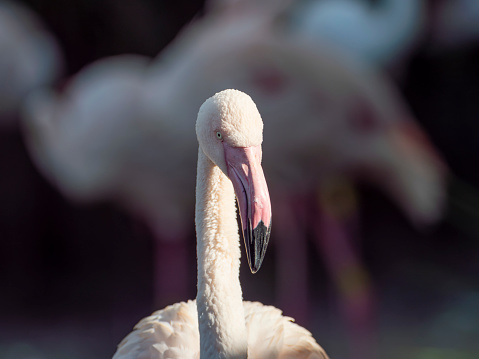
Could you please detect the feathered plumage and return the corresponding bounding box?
[114,301,328,359]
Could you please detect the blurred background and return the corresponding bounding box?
[0,0,479,358]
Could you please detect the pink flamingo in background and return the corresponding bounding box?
[0,0,62,127]
[22,55,193,308]
[22,3,446,358]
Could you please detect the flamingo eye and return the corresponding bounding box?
[216,131,223,140]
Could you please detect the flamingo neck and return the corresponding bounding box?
[195,149,247,359]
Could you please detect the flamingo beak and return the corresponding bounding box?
[224,142,272,273]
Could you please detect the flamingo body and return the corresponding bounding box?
[114,300,326,359]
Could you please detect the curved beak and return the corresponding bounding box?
[224,142,272,273]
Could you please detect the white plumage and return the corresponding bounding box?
[114,301,326,359]
[112,89,329,359]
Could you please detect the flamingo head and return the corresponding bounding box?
[196,89,272,273]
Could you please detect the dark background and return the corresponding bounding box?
[1,0,479,358]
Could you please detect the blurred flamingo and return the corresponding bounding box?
[0,0,62,127]
[22,3,446,358]
[22,55,194,307]
[292,0,426,71]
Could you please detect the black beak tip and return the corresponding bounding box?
[250,257,263,274]
[244,220,271,274]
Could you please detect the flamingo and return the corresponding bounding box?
[292,0,426,71]
[21,54,193,307]
[146,8,446,349]
[22,4,446,357]
[0,0,62,127]
[113,89,329,359]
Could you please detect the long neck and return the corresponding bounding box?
[195,149,247,359]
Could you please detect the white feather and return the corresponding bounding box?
[114,301,328,359]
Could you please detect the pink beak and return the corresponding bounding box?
[224,142,272,273]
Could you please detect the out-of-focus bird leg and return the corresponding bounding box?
[274,194,310,327]
[314,178,376,359]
